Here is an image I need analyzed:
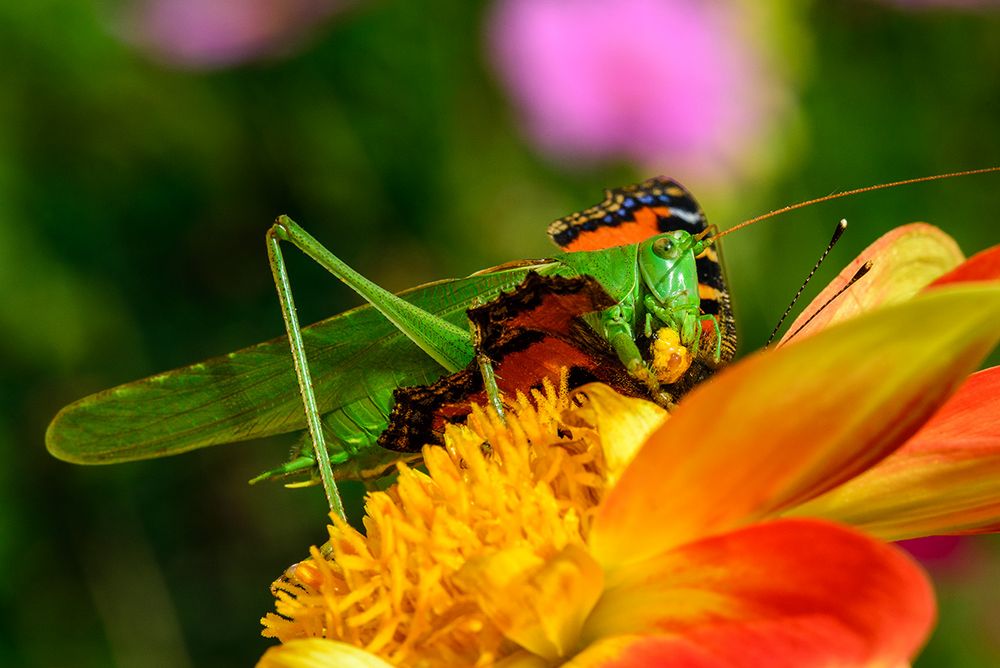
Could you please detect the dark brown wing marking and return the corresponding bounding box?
[379,273,645,453]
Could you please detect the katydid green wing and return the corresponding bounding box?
[46,262,556,464]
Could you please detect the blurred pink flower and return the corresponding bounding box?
[488,0,790,180]
[120,0,346,69]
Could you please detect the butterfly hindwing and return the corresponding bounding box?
[549,177,736,365]
[547,177,707,251]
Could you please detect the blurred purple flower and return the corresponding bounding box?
[120,0,346,69]
[898,536,979,576]
[488,0,790,180]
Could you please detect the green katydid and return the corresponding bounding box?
[46,169,999,518]
[48,178,733,517]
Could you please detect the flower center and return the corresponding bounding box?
[262,383,620,666]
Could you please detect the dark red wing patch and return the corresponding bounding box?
[548,177,707,252]
[379,273,646,453]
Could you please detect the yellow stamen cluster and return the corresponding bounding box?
[262,383,612,667]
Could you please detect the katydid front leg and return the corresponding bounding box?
[643,294,723,365]
[266,216,477,517]
[700,313,723,364]
[601,304,660,395]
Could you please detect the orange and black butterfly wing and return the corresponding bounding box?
[379,273,645,452]
[548,177,736,364]
[547,177,709,251]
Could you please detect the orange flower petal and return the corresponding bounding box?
[580,519,933,668]
[256,639,394,668]
[590,284,1000,567]
[781,223,963,343]
[929,242,1000,286]
[793,366,1000,540]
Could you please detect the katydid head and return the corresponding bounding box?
[638,230,702,303]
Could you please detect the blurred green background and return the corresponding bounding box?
[2,1,999,666]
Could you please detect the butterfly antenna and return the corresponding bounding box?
[707,166,1000,244]
[766,219,848,347]
[780,260,874,345]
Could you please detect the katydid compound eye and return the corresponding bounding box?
[653,237,674,257]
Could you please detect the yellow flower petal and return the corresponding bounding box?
[561,635,657,667]
[456,545,604,661]
[493,652,551,668]
[257,639,394,668]
[564,385,668,485]
[589,284,1000,568]
[781,223,963,342]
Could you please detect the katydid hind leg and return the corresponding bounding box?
[267,226,347,520]
[271,216,474,373]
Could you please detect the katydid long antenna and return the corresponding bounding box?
[766,219,848,347]
[706,166,1000,245]
[699,165,998,350]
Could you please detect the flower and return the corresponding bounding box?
[118,0,346,69]
[257,246,1000,666]
[779,225,1000,541]
[487,0,796,184]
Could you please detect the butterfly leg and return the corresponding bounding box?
[478,353,506,423]
[469,295,506,423]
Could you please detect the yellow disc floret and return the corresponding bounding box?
[261,382,620,667]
